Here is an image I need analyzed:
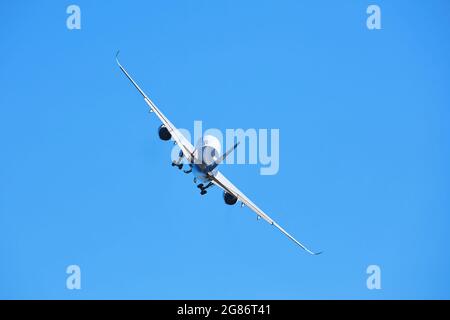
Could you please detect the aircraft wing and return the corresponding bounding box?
[116,52,196,163]
[210,171,321,255]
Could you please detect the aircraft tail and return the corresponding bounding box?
[216,141,240,166]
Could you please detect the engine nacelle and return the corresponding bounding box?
[223,191,238,205]
[158,124,171,141]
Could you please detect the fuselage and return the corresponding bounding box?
[191,135,222,182]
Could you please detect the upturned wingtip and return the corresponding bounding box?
[115,50,121,65]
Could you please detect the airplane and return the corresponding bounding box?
[116,52,321,255]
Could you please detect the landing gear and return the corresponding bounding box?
[198,182,213,195]
[171,151,184,170]
[171,161,183,170]
[183,163,193,174]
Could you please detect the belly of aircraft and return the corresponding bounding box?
[192,163,219,182]
[192,164,210,182]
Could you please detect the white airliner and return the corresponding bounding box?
[116,53,321,255]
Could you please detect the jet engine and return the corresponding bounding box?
[158,124,171,141]
[223,191,238,205]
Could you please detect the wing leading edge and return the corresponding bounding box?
[115,52,195,163]
[211,172,322,255]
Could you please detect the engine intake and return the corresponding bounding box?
[158,124,171,141]
[223,191,238,205]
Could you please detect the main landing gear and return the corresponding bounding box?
[197,182,213,195]
[171,150,185,170]
[183,164,193,174]
[171,161,183,170]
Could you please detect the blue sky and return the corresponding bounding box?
[1,0,449,299]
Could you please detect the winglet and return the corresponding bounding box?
[115,50,122,67]
[272,221,322,255]
[115,51,149,101]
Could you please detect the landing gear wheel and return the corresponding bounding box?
[200,190,207,195]
[177,164,183,170]
[197,184,204,189]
